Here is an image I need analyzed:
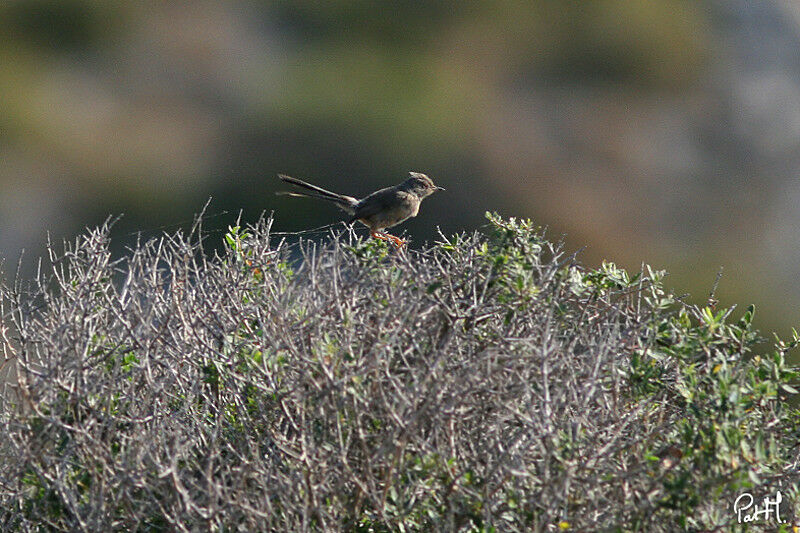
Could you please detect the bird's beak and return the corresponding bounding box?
[436,186,445,191]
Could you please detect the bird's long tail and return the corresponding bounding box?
[277,174,358,213]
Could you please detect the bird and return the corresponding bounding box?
[277,172,444,247]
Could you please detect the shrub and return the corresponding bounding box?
[0,212,798,531]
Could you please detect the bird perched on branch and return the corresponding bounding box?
[277,172,444,247]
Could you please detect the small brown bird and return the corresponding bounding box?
[277,172,444,247]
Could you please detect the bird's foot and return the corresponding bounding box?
[387,234,406,248]
[371,231,406,249]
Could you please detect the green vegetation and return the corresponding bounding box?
[0,213,798,531]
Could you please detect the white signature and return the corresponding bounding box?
[733,490,784,524]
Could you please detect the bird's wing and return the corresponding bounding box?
[350,189,419,231]
[350,187,400,219]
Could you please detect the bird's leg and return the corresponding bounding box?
[384,233,406,248]
[370,231,406,248]
[370,231,389,242]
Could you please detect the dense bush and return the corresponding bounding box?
[1,212,799,531]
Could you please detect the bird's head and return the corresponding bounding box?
[403,172,444,198]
